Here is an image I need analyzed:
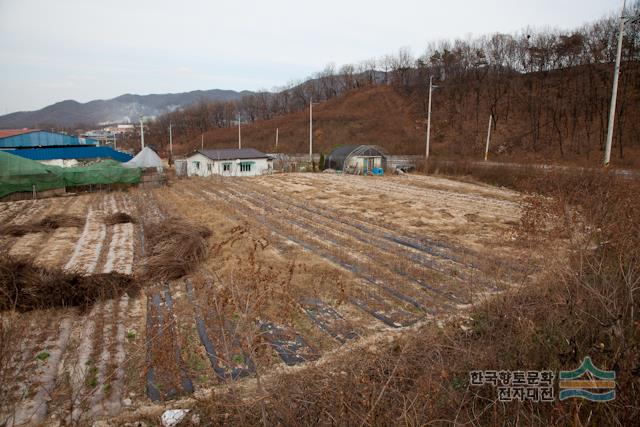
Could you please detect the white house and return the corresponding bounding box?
[185,148,273,177]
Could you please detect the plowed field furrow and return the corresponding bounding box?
[204,190,426,328]
[197,306,256,379]
[350,295,418,328]
[123,295,145,397]
[6,316,73,426]
[293,173,521,218]
[69,303,100,423]
[257,177,472,263]
[161,284,195,392]
[229,186,463,304]
[7,198,71,258]
[9,199,52,225]
[210,187,443,313]
[256,177,526,278]
[0,200,29,223]
[146,288,193,401]
[8,231,47,258]
[374,179,520,212]
[88,299,116,417]
[226,182,477,303]
[1,318,38,424]
[102,194,135,274]
[238,181,459,269]
[147,192,167,221]
[145,294,161,402]
[392,175,520,202]
[103,222,135,274]
[94,194,119,274]
[103,294,130,416]
[286,174,530,275]
[37,196,89,269]
[65,206,107,274]
[259,321,318,366]
[185,281,227,381]
[132,193,149,259]
[186,186,419,327]
[205,190,435,314]
[237,180,498,283]
[184,278,261,382]
[300,298,358,344]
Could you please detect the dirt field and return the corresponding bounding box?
[0,173,541,425]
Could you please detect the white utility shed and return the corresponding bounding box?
[185,148,273,177]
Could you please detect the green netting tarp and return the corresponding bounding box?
[0,151,65,198]
[61,160,142,187]
[0,152,142,198]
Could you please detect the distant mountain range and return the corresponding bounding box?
[0,89,252,128]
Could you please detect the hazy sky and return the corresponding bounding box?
[0,0,621,114]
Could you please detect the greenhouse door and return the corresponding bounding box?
[363,158,373,175]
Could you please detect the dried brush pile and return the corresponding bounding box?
[143,218,212,280]
[0,214,84,237]
[104,212,136,225]
[0,256,138,312]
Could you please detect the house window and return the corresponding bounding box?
[240,162,252,172]
[192,161,200,170]
[223,163,231,172]
[207,163,212,172]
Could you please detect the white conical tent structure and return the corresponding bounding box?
[123,147,164,169]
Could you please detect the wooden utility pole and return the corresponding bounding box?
[201,133,204,150]
[484,115,492,161]
[139,115,145,150]
[275,127,279,152]
[309,100,313,163]
[425,76,433,172]
[238,116,242,149]
[169,122,173,158]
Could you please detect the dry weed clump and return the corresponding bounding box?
[143,218,212,280]
[0,255,138,312]
[190,169,639,425]
[104,212,136,225]
[0,214,84,236]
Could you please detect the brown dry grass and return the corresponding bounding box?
[143,218,212,281]
[0,214,84,237]
[0,255,138,312]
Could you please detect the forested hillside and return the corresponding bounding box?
[136,3,640,167]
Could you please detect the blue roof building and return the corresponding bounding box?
[0,129,98,149]
[5,146,133,163]
[0,129,132,163]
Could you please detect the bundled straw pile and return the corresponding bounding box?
[144,218,211,280]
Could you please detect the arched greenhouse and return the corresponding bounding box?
[324,145,387,174]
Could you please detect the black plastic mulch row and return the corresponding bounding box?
[185,280,255,381]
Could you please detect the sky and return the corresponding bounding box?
[0,0,622,114]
